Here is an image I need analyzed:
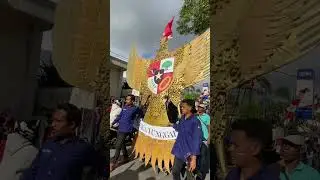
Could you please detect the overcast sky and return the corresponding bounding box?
[110,0,195,60]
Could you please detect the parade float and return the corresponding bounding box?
[51,0,110,150]
[210,0,320,177]
[126,19,209,171]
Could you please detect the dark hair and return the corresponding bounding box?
[181,99,197,114]
[127,94,136,102]
[56,103,81,128]
[231,118,273,150]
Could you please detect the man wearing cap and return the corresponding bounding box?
[197,104,210,143]
[196,103,211,179]
[280,134,320,180]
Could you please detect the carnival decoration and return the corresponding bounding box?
[52,0,110,150]
[126,22,209,171]
[211,0,320,177]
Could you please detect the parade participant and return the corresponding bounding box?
[279,135,320,180]
[110,95,141,171]
[226,118,280,180]
[197,104,210,143]
[196,103,210,180]
[21,103,104,180]
[0,120,39,180]
[171,99,203,180]
[110,100,122,128]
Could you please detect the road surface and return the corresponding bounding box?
[110,148,210,180]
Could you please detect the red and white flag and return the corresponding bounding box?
[162,17,174,39]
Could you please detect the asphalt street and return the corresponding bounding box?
[110,148,210,180]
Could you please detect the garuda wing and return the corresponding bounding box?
[126,45,150,91]
[174,29,210,88]
[213,0,320,80]
[52,0,109,90]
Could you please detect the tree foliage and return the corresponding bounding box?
[274,87,291,101]
[177,0,210,35]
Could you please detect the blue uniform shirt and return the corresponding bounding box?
[226,166,280,180]
[171,114,202,161]
[113,105,140,133]
[21,137,100,180]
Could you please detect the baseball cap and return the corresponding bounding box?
[281,135,304,146]
[198,104,206,109]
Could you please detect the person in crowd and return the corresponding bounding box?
[171,99,203,180]
[110,100,122,128]
[226,118,280,180]
[21,103,105,180]
[196,103,211,180]
[110,95,141,171]
[197,104,210,143]
[163,95,179,124]
[0,120,39,180]
[279,134,320,180]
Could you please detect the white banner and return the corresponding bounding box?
[296,69,314,107]
[136,120,178,140]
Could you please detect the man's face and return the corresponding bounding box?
[125,96,133,105]
[280,140,300,162]
[197,106,205,114]
[51,109,74,137]
[229,130,262,167]
[181,103,191,115]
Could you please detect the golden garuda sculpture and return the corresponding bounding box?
[210,0,320,177]
[52,0,111,151]
[127,24,210,171]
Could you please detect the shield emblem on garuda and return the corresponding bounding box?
[147,57,174,94]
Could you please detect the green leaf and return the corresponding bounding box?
[162,61,172,69]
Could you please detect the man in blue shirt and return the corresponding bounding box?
[21,103,104,180]
[110,95,140,171]
[226,119,280,180]
[171,99,203,180]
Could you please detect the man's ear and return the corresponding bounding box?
[70,121,76,129]
[251,142,262,156]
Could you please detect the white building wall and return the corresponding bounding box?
[110,68,124,98]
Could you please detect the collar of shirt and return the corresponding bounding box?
[181,114,195,121]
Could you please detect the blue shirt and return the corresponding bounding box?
[171,115,202,161]
[21,137,101,180]
[280,162,320,180]
[112,105,140,133]
[226,166,280,180]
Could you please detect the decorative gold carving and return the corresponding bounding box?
[127,30,210,171]
[52,0,110,154]
[211,0,320,178]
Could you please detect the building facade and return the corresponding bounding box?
[0,0,54,120]
[110,56,127,98]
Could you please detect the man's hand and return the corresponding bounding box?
[188,155,197,172]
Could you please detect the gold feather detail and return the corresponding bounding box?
[52,0,109,91]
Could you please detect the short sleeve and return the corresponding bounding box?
[204,114,210,125]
